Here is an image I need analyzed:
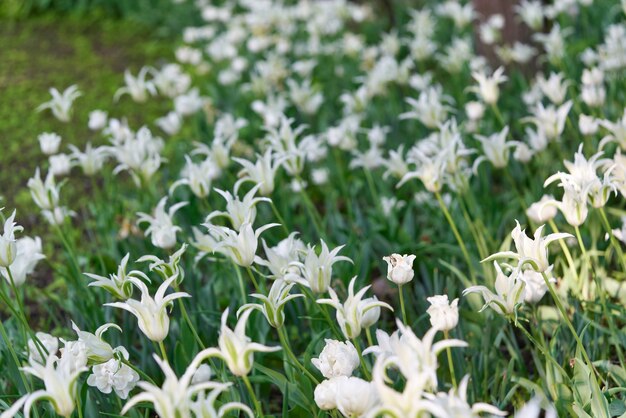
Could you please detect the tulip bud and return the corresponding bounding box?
[382,253,416,285]
[88,110,108,131]
[426,295,459,331]
[49,154,72,177]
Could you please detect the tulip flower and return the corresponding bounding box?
[87,357,139,399]
[69,143,108,176]
[464,262,527,316]
[311,339,359,379]
[201,308,281,376]
[482,221,571,273]
[70,322,122,364]
[296,240,352,293]
[137,197,188,250]
[426,295,459,331]
[233,149,282,196]
[424,375,507,417]
[0,209,22,268]
[383,253,416,285]
[114,67,156,103]
[105,274,189,342]
[207,221,279,267]
[88,110,108,130]
[36,85,82,122]
[121,351,251,418]
[85,253,149,300]
[38,132,62,155]
[169,155,219,198]
[18,350,88,418]
[318,276,393,339]
[238,278,303,328]
[469,67,507,105]
[206,183,271,231]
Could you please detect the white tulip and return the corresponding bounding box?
[311,340,359,379]
[314,377,341,411]
[88,110,108,130]
[526,195,558,223]
[383,253,416,285]
[426,295,459,331]
[38,132,62,155]
[201,308,281,376]
[1,236,45,286]
[335,376,379,417]
[296,240,352,293]
[105,274,189,342]
[318,277,393,339]
[0,209,22,268]
[36,85,81,122]
[483,221,572,273]
[137,197,187,249]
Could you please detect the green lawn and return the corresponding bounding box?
[0,13,174,222]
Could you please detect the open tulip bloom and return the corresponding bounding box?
[105,274,190,342]
[482,221,572,273]
[199,308,281,376]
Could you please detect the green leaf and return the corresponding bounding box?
[254,363,313,412]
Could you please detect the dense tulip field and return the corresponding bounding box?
[2,0,626,416]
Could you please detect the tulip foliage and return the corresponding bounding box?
[3,0,626,417]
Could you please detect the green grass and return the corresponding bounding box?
[0,13,174,227]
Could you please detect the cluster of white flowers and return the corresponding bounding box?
[5,0,626,417]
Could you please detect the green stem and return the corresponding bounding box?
[2,270,47,360]
[269,200,290,237]
[458,194,492,282]
[302,286,343,339]
[246,267,262,294]
[513,318,570,379]
[52,224,81,284]
[363,168,382,214]
[233,263,248,304]
[76,391,84,418]
[295,175,324,236]
[435,192,476,282]
[575,223,626,367]
[175,294,205,349]
[443,330,457,389]
[158,341,169,363]
[6,268,30,331]
[351,338,371,380]
[540,271,596,375]
[277,327,319,384]
[548,220,578,283]
[365,327,374,348]
[242,374,264,417]
[491,104,506,128]
[398,284,408,325]
[598,207,626,273]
